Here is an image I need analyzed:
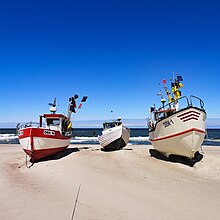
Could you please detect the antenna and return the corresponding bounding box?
[157,90,163,99]
[172,71,175,82]
[49,98,57,114]
[110,110,114,121]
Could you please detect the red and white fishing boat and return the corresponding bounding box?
[148,74,206,159]
[17,95,87,162]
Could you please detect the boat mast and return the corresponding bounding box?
[67,95,78,120]
[162,80,173,104]
[157,90,166,108]
[171,73,183,101]
[67,95,88,120]
[162,73,184,109]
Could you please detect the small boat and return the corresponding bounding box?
[17,95,87,162]
[148,73,206,159]
[98,118,130,151]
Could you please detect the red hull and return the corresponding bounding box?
[19,127,71,140]
[19,127,71,162]
[23,146,69,162]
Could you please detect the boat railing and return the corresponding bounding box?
[162,95,204,111]
[162,96,189,111]
[16,122,42,131]
[189,95,205,110]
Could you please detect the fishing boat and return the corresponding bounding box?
[98,118,130,151]
[17,95,88,162]
[148,73,206,159]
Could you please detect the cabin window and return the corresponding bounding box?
[46,118,60,126]
[104,122,115,129]
[116,122,122,126]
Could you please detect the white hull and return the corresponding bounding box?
[98,125,130,150]
[149,107,206,158]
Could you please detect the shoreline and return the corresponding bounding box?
[1,144,220,219]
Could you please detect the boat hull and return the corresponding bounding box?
[149,107,206,158]
[98,125,130,151]
[18,127,71,162]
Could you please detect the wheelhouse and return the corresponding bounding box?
[103,119,122,130]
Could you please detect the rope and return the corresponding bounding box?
[71,184,81,220]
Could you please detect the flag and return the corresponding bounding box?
[179,82,184,88]
[69,104,76,113]
[162,79,166,84]
[150,107,155,112]
[78,103,83,109]
[81,96,88,102]
[69,97,74,102]
[177,75,183,81]
[69,97,76,108]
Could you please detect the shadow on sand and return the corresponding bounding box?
[101,148,119,152]
[149,149,203,167]
[31,147,79,163]
[101,147,133,152]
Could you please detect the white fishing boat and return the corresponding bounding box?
[148,74,206,159]
[17,95,87,162]
[98,118,130,151]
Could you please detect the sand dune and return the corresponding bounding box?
[0,144,220,220]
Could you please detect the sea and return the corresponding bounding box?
[0,128,220,146]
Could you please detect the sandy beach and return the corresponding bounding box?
[1,144,220,220]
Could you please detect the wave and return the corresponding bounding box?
[0,134,19,144]
[129,136,149,141]
[205,138,220,142]
[70,136,99,144]
[0,134,18,139]
[203,139,220,146]
[0,133,220,146]
[70,136,151,145]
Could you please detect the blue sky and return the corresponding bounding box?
[0,0,220,124]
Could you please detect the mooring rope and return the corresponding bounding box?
[71,184,81,220]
